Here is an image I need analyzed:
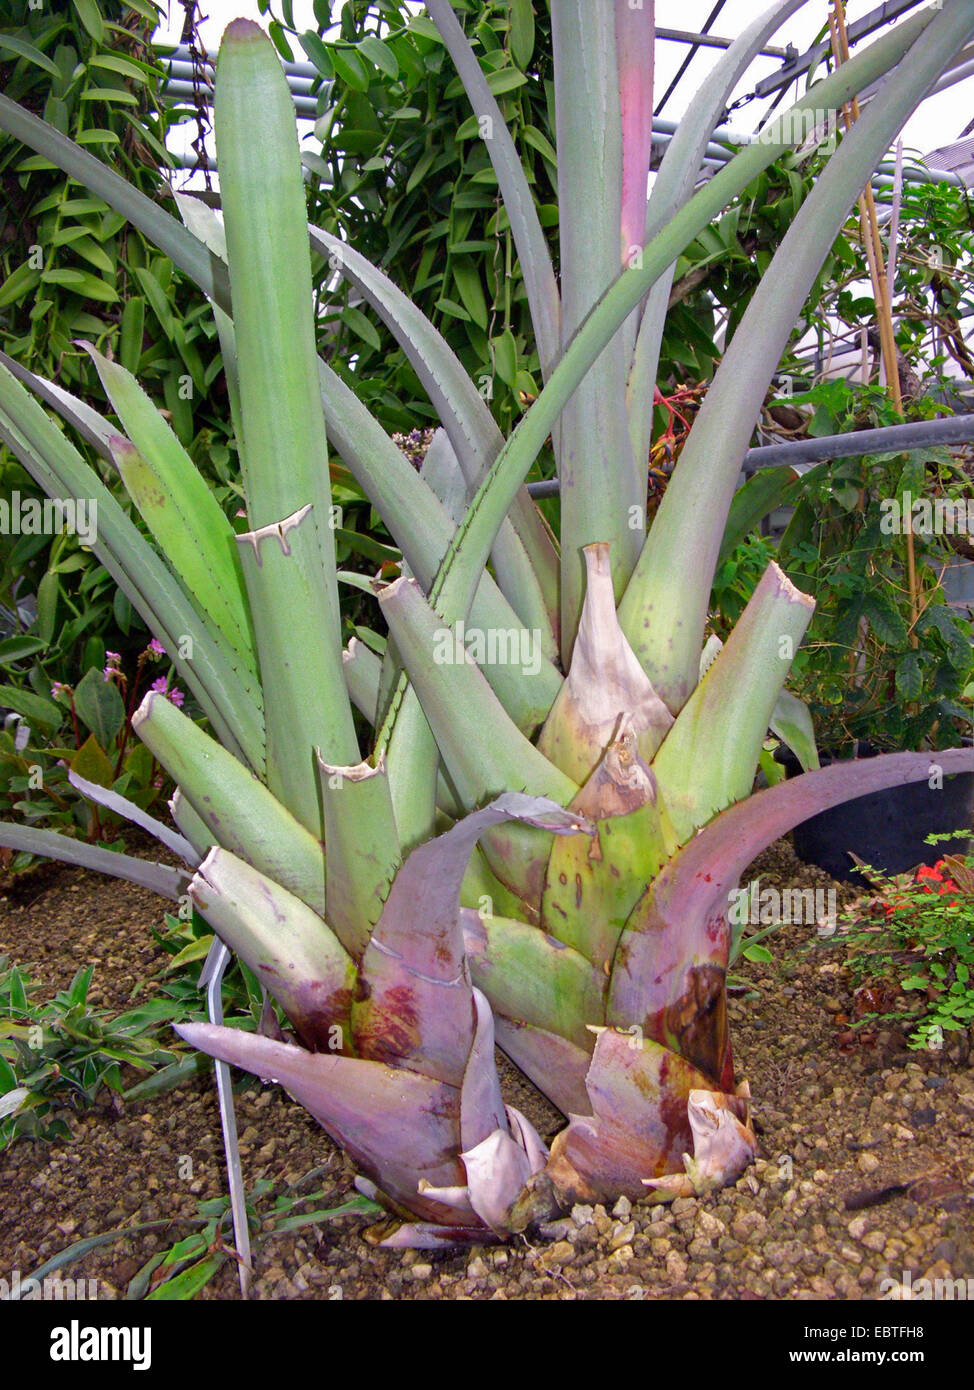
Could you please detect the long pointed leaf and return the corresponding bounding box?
[619,3,974,711]
[0,350,117,463]
[627,0,807,468]
[133,691,327,920]
[651,562,815,841]
[424,0,561,379]
[419,8,940,650]
[551,0,641,652]
[84,344,256,672]
[67,770,199,864]
[217,22,358,808]
[189,850,355,1050]
[0,823,187,900]
[0,363,264,770]
[309,226,560,647]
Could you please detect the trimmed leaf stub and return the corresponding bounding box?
[539,544,673,783]
[543,1027,756,1205]
[642,1084,757,1201]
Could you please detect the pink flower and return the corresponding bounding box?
[151,676,169,694]
[148,638,165,658]
[169,688,185,708]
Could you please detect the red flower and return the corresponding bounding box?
[916,864,944,882]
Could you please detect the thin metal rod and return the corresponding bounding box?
[199,940,253,1299]
[655,26,788,59]
[655,1,728,116]
[753,0,925,98]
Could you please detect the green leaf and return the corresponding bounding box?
[328,44,370,92]
[508,0,535,70]
[521,124,557,166]
[41,268,118,303]
[742,943,774,964]
[0,684,63,735]
[406,15,445,43]
[162,936,215,973]
[299,31,332,77]
[88,55,149,83]
[216,19,358,825]
[80,88,139,106]
[485,67,527,96]
[0,36,60,78]
[491,329,518,390]
[895,650,923,701]
[119,296,145,374]
[0,262,41,310]
[72,0,106,42]
[358,35,398,80]
[85,345,256,674]
[146,1254,225,1301]
[72,666,125,746]
[340,305,381,351]
[70,734,116,789]
[863,591,909,647]
[450,259,488,331]
[0,636,46,667]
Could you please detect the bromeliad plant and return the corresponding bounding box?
[1,2,974,1246]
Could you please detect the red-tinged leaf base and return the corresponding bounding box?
[543,1027,755,1205]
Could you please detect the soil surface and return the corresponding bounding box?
[1,840,972,1301]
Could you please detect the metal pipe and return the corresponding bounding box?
[753,0,926,99]
[655,26,789,60]
[525,415,974,498]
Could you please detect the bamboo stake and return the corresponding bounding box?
[829,0,918,642]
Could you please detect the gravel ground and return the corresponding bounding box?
[1,839,972,1301]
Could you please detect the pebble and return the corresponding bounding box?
[695,1210,725,1241]
[856,1152,881,1174]
[608,1221,636,1253]
[537,1241,576,1270]
[732,1211,768,1242]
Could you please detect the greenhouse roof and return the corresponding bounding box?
[154,0,974,181]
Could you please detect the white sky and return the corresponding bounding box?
[152,0,974,158]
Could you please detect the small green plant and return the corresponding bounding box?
[16,1167,379,1301]
[719,377,974,754]
[131,1174,379,1300]
[839,844,974,1049]
[0,953,188,1146]
[0,637,187,860]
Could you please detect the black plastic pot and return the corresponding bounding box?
[777,745,974,883]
